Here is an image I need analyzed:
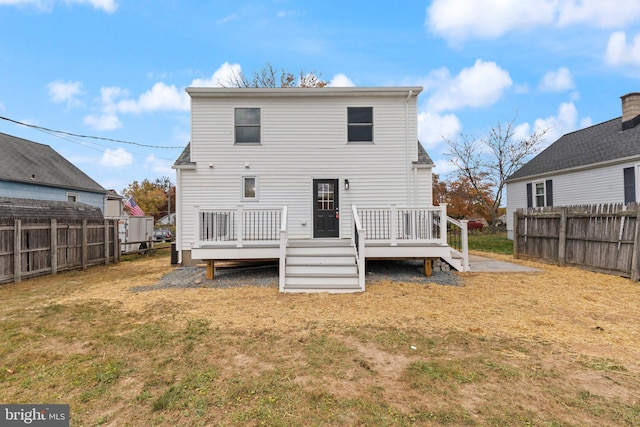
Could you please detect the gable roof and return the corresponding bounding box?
[416,142,434,165]
[0,132,106,193]
[507,117,640,182]
[0,197,104,220]
[173,142,195,168]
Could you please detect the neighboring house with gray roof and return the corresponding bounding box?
[173,87,470,293]
[505,93,640,239]
[0,132,107,212]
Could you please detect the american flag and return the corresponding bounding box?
[124,197,145,216]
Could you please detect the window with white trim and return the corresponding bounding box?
[526,180,553,208]
[67,193,78,202]
[534,182,545,207]
[242,176,258,201]
[347,107,373,143]
[235,108,261,144]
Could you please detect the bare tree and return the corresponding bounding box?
[445,114,548,230]
[224,62,327,88]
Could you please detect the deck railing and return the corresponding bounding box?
[357,205,447,245]
[196,206,282,247]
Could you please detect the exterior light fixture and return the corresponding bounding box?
[344,179,350,190]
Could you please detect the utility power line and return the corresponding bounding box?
[0,115,185,149]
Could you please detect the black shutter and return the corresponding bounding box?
[545,180,553,207]
[624,167,636,204]
[526,183,533,208]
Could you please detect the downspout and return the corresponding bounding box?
[176,168,182,264]
[405,90,412,206]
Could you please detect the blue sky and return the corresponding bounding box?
[2,0,640,194]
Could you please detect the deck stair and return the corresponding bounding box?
[442,249,465,271]
[283,239,362,293]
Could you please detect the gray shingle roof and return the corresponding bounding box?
[0,197,105,220]
[173,143,194,167]
[0,132,106,193]
[416,141,434,165]
[507,117,640,182]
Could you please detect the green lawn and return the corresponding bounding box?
[467,231,513,255]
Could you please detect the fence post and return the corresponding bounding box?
[558,208,567,266]
[113,219,120,262]
[14,219,21,283]
[82,219,88,271]
[104,219,110,265]
[51,218,58,275]
[631,208,640,281]
[512,211,519,259]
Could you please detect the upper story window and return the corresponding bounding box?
[347,107,373,143]
[235,108,261,144]
[67,193,78,202]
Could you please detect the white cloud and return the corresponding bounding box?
[64,0,117,13]
[427,0,640,42]
[116,82,189,113]
[418,111,462,148]
[84,113,122,130]
[427,0,556,42]
[48,80,82,108]
[144,154,173,175]
[328,74,355,87]
[190,62,243,87]
[423,60,512,112]
[516,102,592,145]
[0,0,116,12]
[605,31,640,66]
[538,67,575,92]
[47,80,82,103]
[0,0,53,10]
[100,147,132,167]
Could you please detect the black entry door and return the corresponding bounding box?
[313,179,339,238]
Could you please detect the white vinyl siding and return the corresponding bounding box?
[178,90,424,249]
[506,161,640,239]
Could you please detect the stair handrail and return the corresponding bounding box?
[446,216,469,271]
[351,204,366,290]
[279,205,288,292]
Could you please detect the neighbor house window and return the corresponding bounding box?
[235,108,261,144]
[526,180,553,208]
[535,182,545,207]
[242,176,258,200]
[67,193,78,202]
[347,107,373,142]
[624,166,636,204]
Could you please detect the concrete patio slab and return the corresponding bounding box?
[468,254,541,273]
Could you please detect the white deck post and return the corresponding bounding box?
[236,205,244,247]
[460,219,470,271]
[279,206,288,292]
[440,203,448,245]
[390,205,398,246]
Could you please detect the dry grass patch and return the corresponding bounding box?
[0,249,639,426]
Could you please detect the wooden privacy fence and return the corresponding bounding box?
[0,218,120,284]
[513,204,640,280]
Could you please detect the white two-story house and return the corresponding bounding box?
[173,87,468,293]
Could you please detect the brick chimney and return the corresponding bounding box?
[621,92,640,130]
